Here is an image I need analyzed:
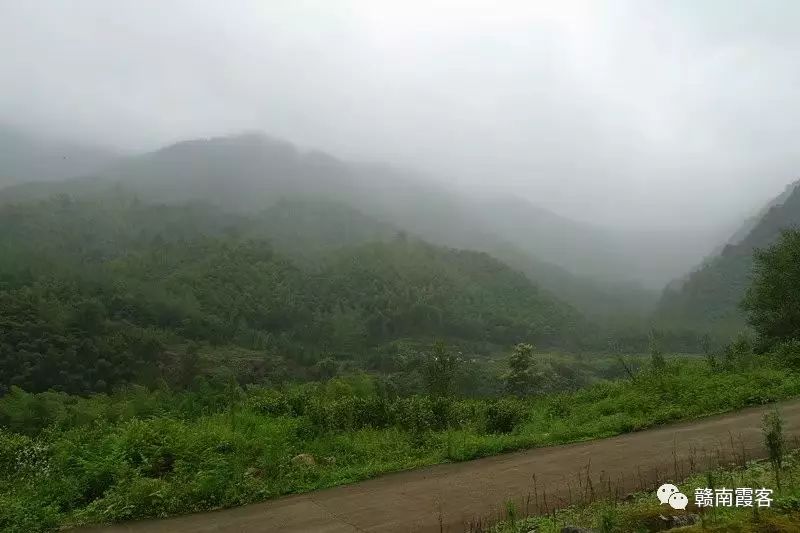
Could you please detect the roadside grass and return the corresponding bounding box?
[2,357,800,531]
[486,450,800,532]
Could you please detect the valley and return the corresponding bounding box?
[1,126,800,531]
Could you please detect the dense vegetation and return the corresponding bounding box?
[0,132,673,321]
[656,181,800,339]
[743,230,800,349]
[3,130,800,531]
[0,197,590,394]
[3,353,800,531]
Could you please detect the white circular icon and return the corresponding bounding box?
[668,492,689,510]
[657,483,679,504]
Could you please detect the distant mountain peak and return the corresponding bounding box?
[153,131,297,155]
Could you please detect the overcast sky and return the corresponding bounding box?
[2,0,799,230]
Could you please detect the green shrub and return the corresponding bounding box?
[393,395,436,434]
[544,394,572,420]
[84,477,176,522]
[485,398,526,434]
[352,396,391,429]
[116,418,180,478]
[0,493,62,533]
[0,387,66,435]
[4,358,800,531]
[246,389,291,416]
[773,340,800,369]
[763,409,786,488]
[0,429,33,479]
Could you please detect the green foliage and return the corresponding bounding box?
[504,343,538,396]
[423,342,460,397]
[504,499,518,526]
[598,505,619,533]
[314,357,338,380]
[743,229,800,348]
[484,398,526,434]
[648,330,666,372]
[4,157,800,532]
[763,409,786,488]
[656,185,800,342]
[720,332,755,369]
[772,339,800,369]
[491,449,800,532]
[0,199,590,393]
[3,355,800,531]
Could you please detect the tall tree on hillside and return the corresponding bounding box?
[504,343,537,396]
[424,341,460,397]
[742,230,800,347]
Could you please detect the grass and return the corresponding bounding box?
[2,357,800,531]
[487,449,800,532]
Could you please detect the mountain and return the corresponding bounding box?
[655,180,800,337]
[98,134,508,255]
[0,197,588,393]
[245,199,399,258]
[477,198,666,287]
[0,132,659,321]
[487,242,658,320]
[0,124,118,188]
[726,180,800,247]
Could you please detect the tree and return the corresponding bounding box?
[762,409,786,489]
[423,341,459,397]
[177,343,201,388]
[504,343,537,396]
[742,230,800,347]
[315,356,337,380]
[648,329,666,372]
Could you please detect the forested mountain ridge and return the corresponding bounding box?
[0,132,660,322]
[482,242,657,320]
[656,179,800,336]
[0,198,589,394]
[727,179,800,247]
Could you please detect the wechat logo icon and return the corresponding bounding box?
[657,483,688,510]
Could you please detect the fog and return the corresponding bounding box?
[2,0,799,231]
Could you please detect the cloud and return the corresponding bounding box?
[1,0,799,229]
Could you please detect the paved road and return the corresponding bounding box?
[95,399,800,533]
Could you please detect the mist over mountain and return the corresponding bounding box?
[725,180,800,248]
[474,197,727,288]
[656,179,800,337]
[0,119,793,356]
[1,130,731,291]
[0,109,796,353]
[0,124,118,188]
[7,4,800,531]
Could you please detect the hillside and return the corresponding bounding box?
[656,180,800,336]
[245,199,400,258]
[477,198,640,284]
[0,198,587,394]
[482,242,657,320]
[728,179,800,246]
[0,132,661,323]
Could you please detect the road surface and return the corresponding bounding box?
[94,399,800,532]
